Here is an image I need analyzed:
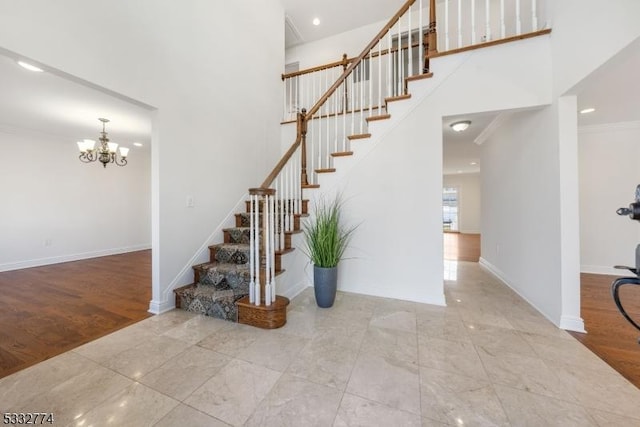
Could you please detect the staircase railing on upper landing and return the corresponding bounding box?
[246,0,548,308]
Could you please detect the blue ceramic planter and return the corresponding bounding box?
[313,265,337,308]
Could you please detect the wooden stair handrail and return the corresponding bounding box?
[282,54,353,80]
[259,110,306,189]
[306,0,420,119]
[260,0,437,189]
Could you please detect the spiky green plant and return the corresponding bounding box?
[303,195,356,268]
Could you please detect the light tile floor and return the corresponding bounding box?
[2,261,640,426]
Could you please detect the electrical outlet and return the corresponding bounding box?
[44,238,52,247]
[186,196,194,208]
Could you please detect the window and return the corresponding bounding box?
[443,187,459,232]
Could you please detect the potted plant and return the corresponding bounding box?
[303,195,356,308]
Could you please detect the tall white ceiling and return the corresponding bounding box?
[0,3,637,175]
[282,0,398,48]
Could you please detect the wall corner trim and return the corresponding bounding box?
[474,112,512,145]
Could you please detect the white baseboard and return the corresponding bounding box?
[0,244,151,273]
[560,315,586,333]
[148,299,176,315]
[580,265,624,276]
[282,281,310,301]
[479,257,585,333]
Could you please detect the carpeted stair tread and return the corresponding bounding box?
[210,243,250,264]
[194,262,251,288]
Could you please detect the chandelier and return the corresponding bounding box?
[76,118,129,167]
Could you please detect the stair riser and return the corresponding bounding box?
[245,199,308,215]
[194,265,283,285]
[223,229,294,253]
[235,213,302,230]
[209,246,282,271]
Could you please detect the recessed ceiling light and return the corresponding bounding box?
[580,108,595,114]
[312,17,320,26]
[470,162,477,165]
[17,60,43,72]
[457,170,463,173]
[133,142,143,147]
[450,120,471,132]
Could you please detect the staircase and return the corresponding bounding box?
[173,199,308,328]
[172,0,548,328]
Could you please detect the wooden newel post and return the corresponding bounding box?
[425,0,438,72]
[341,53,349,112]
[299,109,309,187]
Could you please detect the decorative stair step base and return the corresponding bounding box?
[237,295,289,329]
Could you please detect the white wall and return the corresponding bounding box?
[579,123,640,274]
[0,129,151,271]
[443,173,481,234]
[480,107,563,324]
[0,0,285,312]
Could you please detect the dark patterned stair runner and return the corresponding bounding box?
[174,199,306,324]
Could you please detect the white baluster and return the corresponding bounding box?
[318,112,322,170]
[326,71,330,160]
[445,0,449,51]
[471,0,476,44]
[360,63,364,133]
[342,80,347,152]
[254,195,260,306]
[408,5,413,78]
[500,0,505,38]
[378,41,382,112]
[368,55,373,117]
[397,19,402,96]
[265,194,272,307]
[516,0,521,35]
[387,29,392,97]
[419,0,424,70]
[283,79,287,121]
[350,73,355,136]
[295,75,299,114]
[280,174,285,249]
[457,0,462,48]
[334,71,338,153]
[270,194,276,303]
[485,0,491,42]
[274,181,279,252]
[249,195,255,304]
[531,0,538,31]
[294,153,300,216]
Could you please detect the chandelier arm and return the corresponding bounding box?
[78,118,128,168]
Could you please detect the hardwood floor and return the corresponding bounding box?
[569,273,640,389]
[444,232,481,262]
[0,250,151,379]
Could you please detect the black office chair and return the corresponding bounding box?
[612,185,640,343]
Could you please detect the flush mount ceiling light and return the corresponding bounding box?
[312,17,320,26]
[580,108,596,114]
[17,60,43,72]
[133,142,143,147]
[450,120,471,132]
[77,118,129,168]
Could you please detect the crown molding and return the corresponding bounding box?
[578,120,640,134]
[474,112,512,145]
